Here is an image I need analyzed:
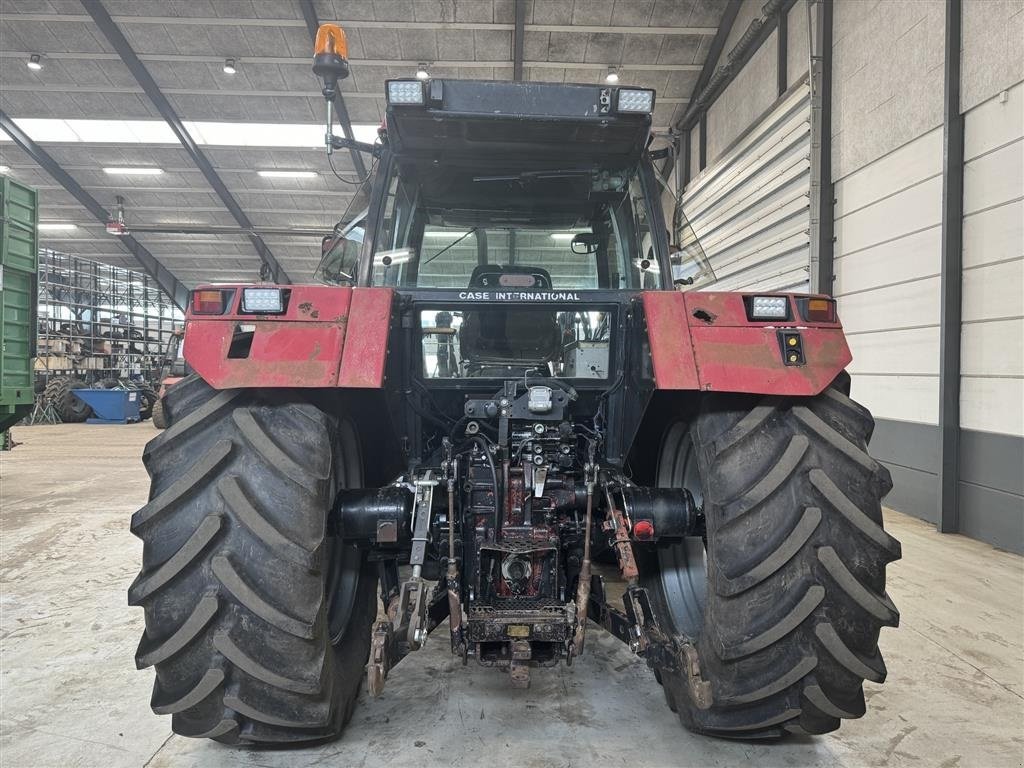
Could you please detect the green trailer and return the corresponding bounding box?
[0,174,37,434]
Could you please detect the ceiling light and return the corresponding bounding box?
[415,63,430,80]
[0,165,10,174]
[257,170,318,178]
[423,231,470,238]
[223,58,237,75]
[27,54,44,71]
[551,233,577,240]
[605,68,619,84]
[39,223,77,231]
[103,167,164,176]
[0,118,380,148]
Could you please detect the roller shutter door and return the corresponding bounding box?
[681,83,812,293]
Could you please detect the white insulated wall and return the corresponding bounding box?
[833,127,943,425]
[830,0,945,427]
[960,80,1024,438]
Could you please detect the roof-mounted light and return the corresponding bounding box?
[616,88,655,114]
[387,79,425,105]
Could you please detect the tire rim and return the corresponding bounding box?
[656,423,707,640]
[326,419,364,646]
[326,540,362,645]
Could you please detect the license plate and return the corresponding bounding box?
[507,624,531,638]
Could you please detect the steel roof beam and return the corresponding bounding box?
[82,0,291,285]
[0,108,190,311]
[298,0,369,181]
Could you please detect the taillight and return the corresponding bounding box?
[798,297,837,323]
[191,289,232,314]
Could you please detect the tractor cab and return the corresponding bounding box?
[317,77,714,380]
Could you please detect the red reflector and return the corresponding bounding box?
[805,298,836,322]
[192,289,229,314]
[633,520,655,541]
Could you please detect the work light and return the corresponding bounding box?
[615,88,655,114]
[387,80,425,105]
[241,287,285,313]
[749,295,789,320]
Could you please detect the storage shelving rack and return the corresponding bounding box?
[35,249,184,388]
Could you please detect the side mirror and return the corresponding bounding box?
[570,233,600,254]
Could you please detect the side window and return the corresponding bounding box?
[670,202,717,289]
[374,174,418,286]
[315,217,364,285]
[629,175,659,289]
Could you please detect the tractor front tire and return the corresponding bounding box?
[131,374,376,744]
[642,375,901,738]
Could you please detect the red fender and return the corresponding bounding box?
[643,291,851,396]
[183,285,393,389]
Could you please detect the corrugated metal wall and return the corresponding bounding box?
[680,83,811,293]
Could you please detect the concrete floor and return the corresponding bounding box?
[1,423,1022,768]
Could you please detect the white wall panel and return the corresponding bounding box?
[960,82,1024,439]
[839,276,941,334]
[833,174,943,255]
[961,378,1024,437]
[961,319,1024,378]
[963,198,1024,269]
[850,374,940,425]
[832,127,942,217]
[964,80,1024,160]
[832,121,944,426]
[682,84,811,293]
[963,138,1024,215]
[833,226,941,297]
[847,326,940,376]
[962,260,1024,322]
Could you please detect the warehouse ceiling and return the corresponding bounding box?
[0,0,731,288]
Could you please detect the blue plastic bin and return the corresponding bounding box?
[71,388,142,424]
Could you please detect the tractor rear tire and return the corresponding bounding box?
[44,376,92,423]
[130,375,377,744]
[150,398,167,429]
[641,374,901,738]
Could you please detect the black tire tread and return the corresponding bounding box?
[43,376,92,423]
[151,398,167,429]
[131,374,375,745]
[647,379,900,738]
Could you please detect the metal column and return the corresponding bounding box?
[513,0,526,81]
[808,0,834,296]
[938,0,964,534]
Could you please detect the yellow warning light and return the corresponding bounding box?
[315,23,348,60]
[788,336,798,346]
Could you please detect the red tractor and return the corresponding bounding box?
[130,25,899,745]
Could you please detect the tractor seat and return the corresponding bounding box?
[459,265,561,367]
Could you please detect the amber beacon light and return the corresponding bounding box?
[313,23,349,96]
